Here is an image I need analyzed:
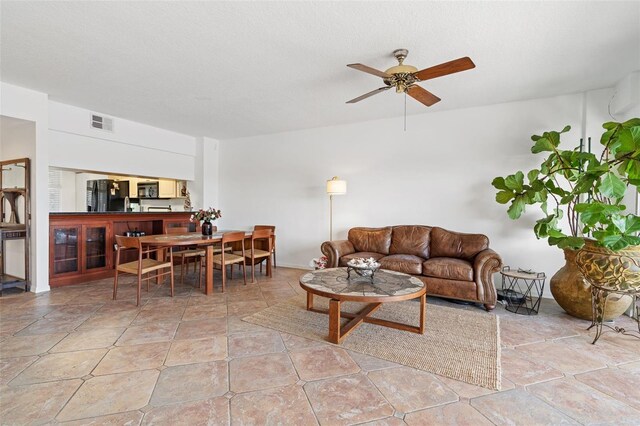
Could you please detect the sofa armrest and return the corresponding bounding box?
[473,248,503,310]
[321,240,355,268]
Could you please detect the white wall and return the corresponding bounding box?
[191,136,220,211]
[48,101,197,181]
[0,82,50,292]
[219,90,616,296]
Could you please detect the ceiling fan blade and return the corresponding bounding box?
[347,63,391,78]
[413,57,475,81]
[346,86,392,103]
[407,85,441,107]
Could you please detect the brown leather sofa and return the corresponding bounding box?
[321,226,502,311]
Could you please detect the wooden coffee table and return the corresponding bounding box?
[299,267,426,344]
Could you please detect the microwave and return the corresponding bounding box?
[137,182,159,198]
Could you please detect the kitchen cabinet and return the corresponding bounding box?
[127,178,140,197]
[158,179,176,198]
[109,175,139,198]
[108,176,179,199]
[49,221,112,283]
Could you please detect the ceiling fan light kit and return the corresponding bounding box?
[346,49,475,107]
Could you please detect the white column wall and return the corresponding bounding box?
[0,82,50,292]
[192,136,220,218]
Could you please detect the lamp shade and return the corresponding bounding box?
[326,177,347,195]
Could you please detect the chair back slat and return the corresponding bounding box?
[254,225,275,232]
[166,226,189,235]
[221,231,246,244]
[115,235,141,250]
[252,228,272,240]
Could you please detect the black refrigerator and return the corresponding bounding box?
[86,180,130,212]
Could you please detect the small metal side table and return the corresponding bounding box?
[499,266,546,315]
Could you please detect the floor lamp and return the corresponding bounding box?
[326,176,347,241]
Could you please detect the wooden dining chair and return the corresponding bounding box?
[199,231,247,292]
[254,225,276,271]
[235,228,273,283]
[165,226,206,285]
[113,235,174,306]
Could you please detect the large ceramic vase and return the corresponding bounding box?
[550,247,632,320]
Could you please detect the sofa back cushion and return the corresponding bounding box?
[389,225,432,258]
[348,227,392,255]
[430,227,489,260]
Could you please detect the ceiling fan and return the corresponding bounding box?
[346,49,475,107]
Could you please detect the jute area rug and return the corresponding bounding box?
[243,295,501,390]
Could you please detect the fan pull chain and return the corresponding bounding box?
[404,92,407,131]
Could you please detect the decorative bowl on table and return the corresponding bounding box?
[346,257,381,278]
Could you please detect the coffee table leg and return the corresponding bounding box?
[328,299,341,344]
[419,293,426,334]
[306,292,314,310]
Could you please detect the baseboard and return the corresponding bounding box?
[274,262,313,270]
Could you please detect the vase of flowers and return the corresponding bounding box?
[190,207,222,236]
[309,256,328,270]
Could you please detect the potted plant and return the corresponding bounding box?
[190,207,222,236]
[492,118,640,320]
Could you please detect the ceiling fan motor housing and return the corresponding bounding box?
[384,48,419,92]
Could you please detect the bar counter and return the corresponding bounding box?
[49,211,195,287]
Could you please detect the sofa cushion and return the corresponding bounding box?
[390,225,432,258]
[339,252,385,267]
[423,258,473,281]
[379,254,424,275]
[348,227,392,255]
[419,276,478,301]
[429,227,489,260]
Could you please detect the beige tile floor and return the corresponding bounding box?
[1,266,639,425]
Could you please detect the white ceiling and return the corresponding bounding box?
[1,1,639,140]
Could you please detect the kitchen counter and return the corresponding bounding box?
[49,211,196,286]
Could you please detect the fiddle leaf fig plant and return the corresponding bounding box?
[492,118,640,251]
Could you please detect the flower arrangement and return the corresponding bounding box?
[309,256,328,270]
[190,207,222,223]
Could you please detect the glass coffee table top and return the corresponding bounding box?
[300,267,424,298]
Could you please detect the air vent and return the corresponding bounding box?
[90,113,114,132]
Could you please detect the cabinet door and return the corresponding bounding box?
[82,223,112,272]
[128,178,140,198]
[50,225,81,277]
[158,179,176,198]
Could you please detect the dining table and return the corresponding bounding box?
[138,230,251,295]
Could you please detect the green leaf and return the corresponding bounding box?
[624,215,640,234]
[622,118,640,128]
[575,202,624,227]
[547,229,564,238]
[612,214,628,233]
[561,125,571,133]
[531,138,555,154]
[504,172,524,192]
[602,121,619,130]
[495,190,514,204]
[611,128,635,157]
[598,172,626,199]
[527,169,540,183]
[624,159,640,181]
[491,177,508,191]
[507,195,526,219]
[556,236,585,249]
